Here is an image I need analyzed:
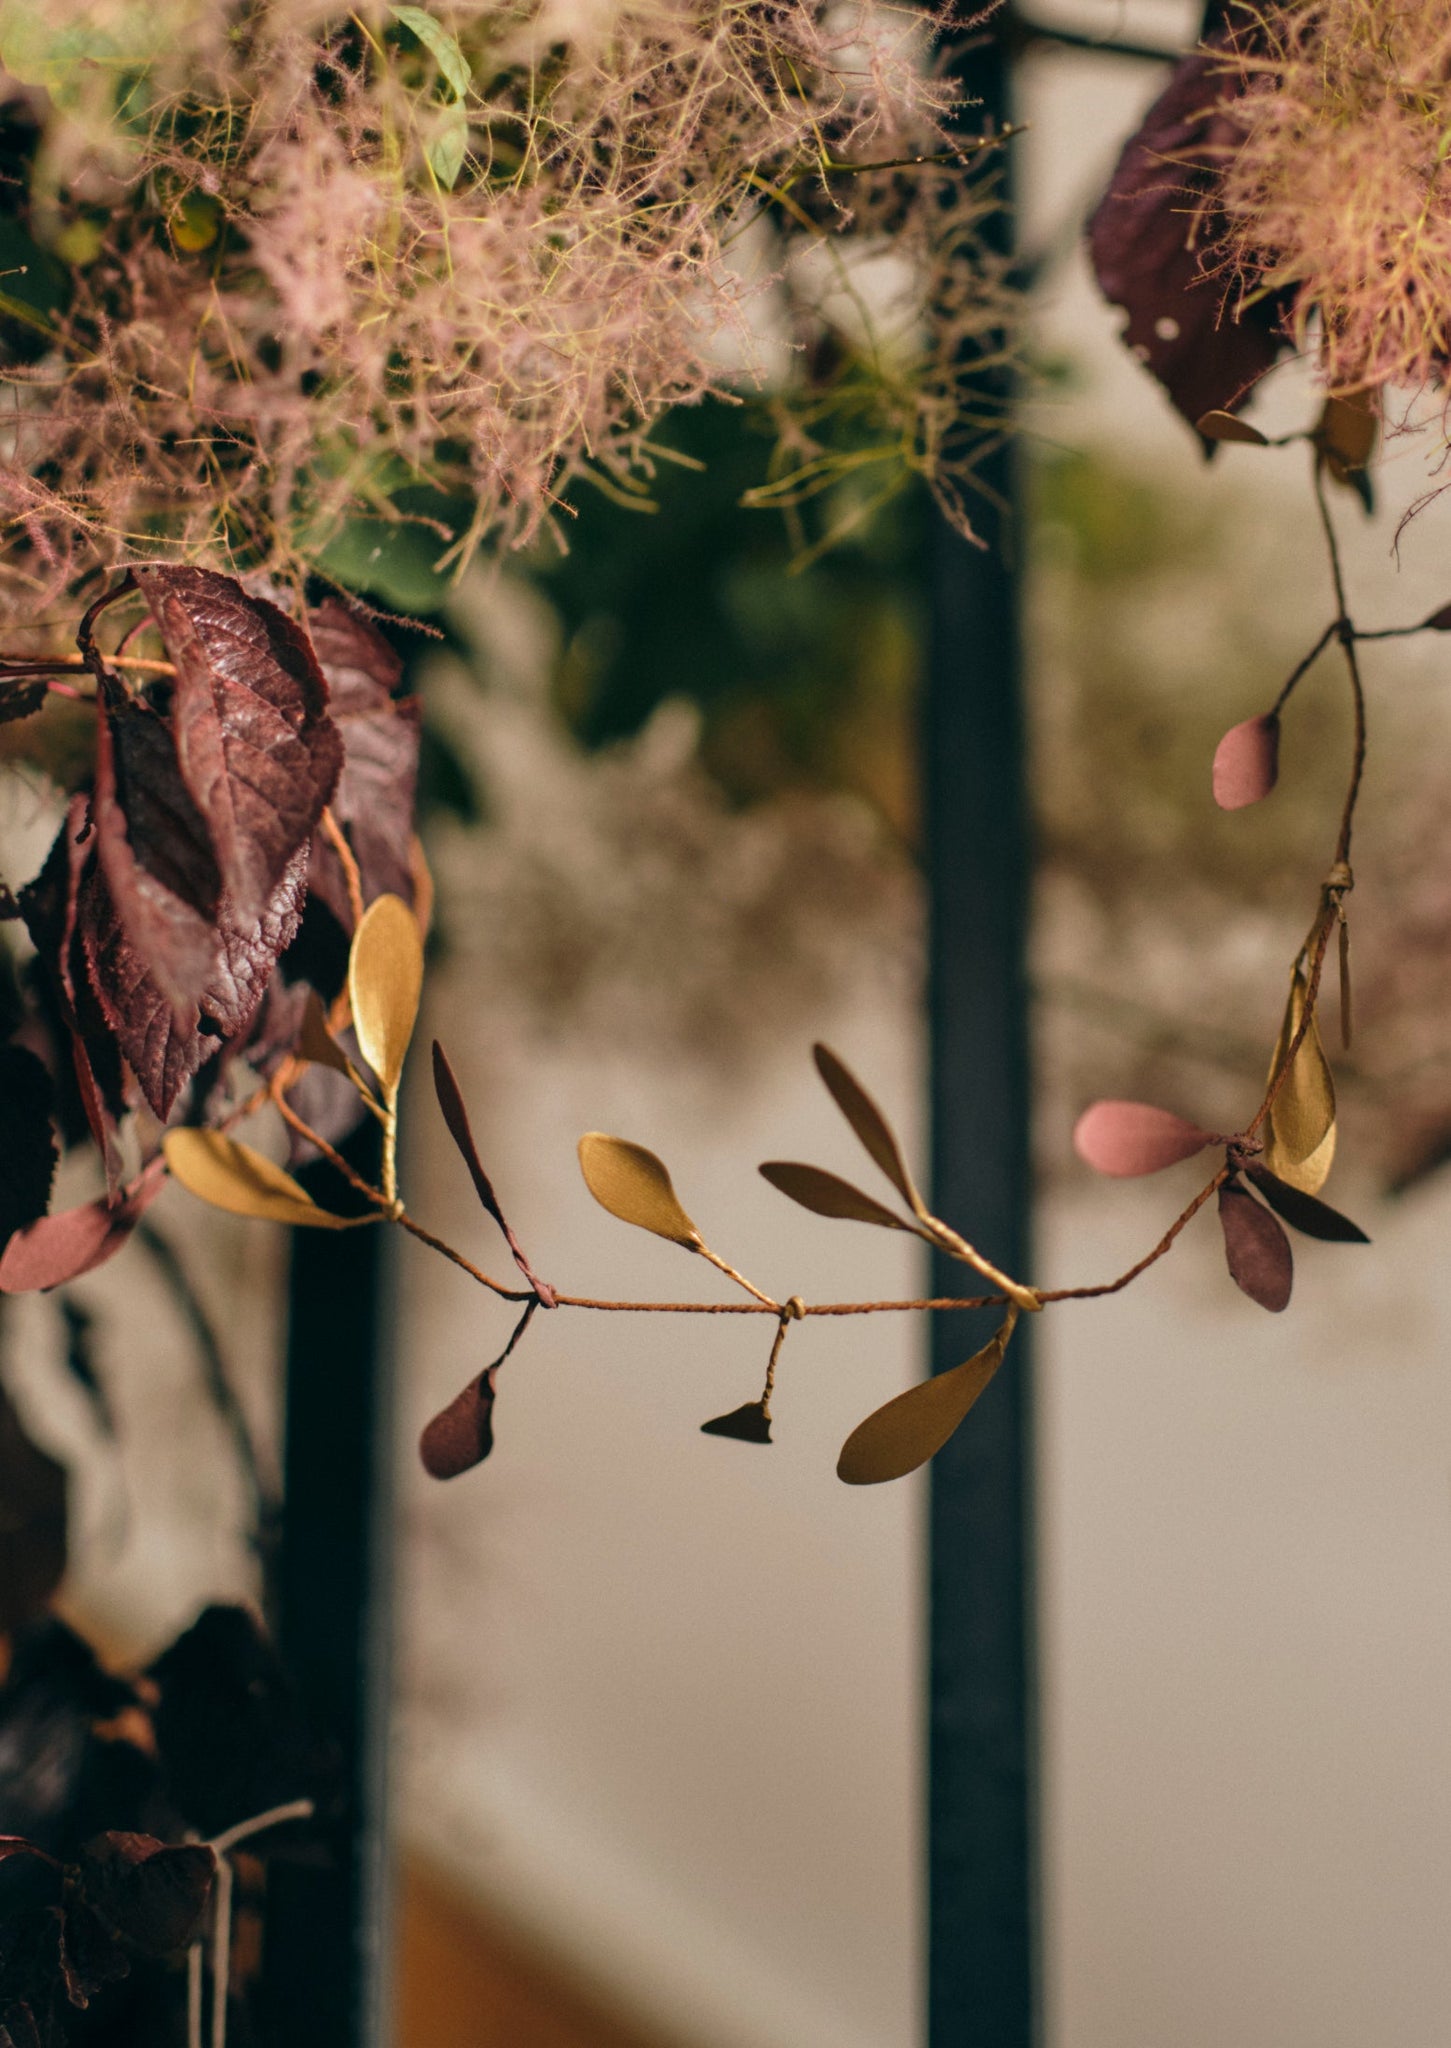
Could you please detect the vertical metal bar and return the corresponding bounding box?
[262,1138,395,2048]
[925,23,1037,2048]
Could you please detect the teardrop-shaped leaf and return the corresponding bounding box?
[837,1324,1010,1486]
[813,1044,924,1215]
[1196,410,1269,446]
[348,893,423,1096]
[1213,712,1280,811]
[1073,1100,1214,1177]
[1264,968,1336,1191]
[0,1164,165,1293]
[420,1367,496,1479]
[758,1162,911,1231]
[577,1133,701,1248]
[1316,393,1376,512]
[1218,1181,1293,1311]
[163,1130,363,1229]
[1244,1162,1368,1243]
[701,1400,772,1444]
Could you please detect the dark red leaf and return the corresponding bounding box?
[0,678,48,725]
[1212,712,1279,810]
[431,1041,555,1303]
[700,1400,772,1444]
[0,1162,165,1294]
[1243,1162,1369,1243]
[1087,44,1289,433]
[1218,1180,1293,1311]
[76,1833,215,1955]
[0,1047,57,1247]
[305,601,420,924]
[132,567,342,920]
[420,1366,497,1479]
[0,1385,66,1634]
[1421,602,1451,631]
[1073,1099,1215,1176]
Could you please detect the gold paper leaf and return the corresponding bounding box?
[837,1323,1010,1486]
[163,1130,363,1229]
[1264,967,1336,1193]
[813,1044,925,1217]
[1196,409,1269,446]
[348,893,423,1097]
[299,991,355,1081]
[577,1134,702,1248]
[758,1162,911,1231]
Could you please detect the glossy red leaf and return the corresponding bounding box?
[1218,1180,1293,1311]
[1243,1162,1369,1243]
[1213,712,1280,810]
[1073,1100,1214,1177]
[0,1162,165,1294]
[305,600,420,926]
[132,567,342,920]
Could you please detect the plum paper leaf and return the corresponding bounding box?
[1073,1100,1214,1177]
[163,1130,364,1230]
[432,1040,555,1302]
[0,1163,165,1293]
[1243,1163,1368,1243]
[348,893,423,1095]
[420,1366,497,1479]
[837,1322,1011,1486]
[813,1043,924,1215]
[1264,968,1336,1192]
[757,1161,911,1231]
[577,1133,702,1248]
[1218,1181,1293,1311]
[79,1834,216,1954]
[701,1400,772,1444]
[1213,712,1280,810]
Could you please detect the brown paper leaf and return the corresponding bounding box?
[163,1129,364,1229]
[1243,1163,1369,1243]
[1317,391,1376,473]
[298,989,356,1081]
[577,1133,701,1248]
[1264,967,1336,1191]
[1212,712,1280,811]
[758,1162,911,1231]
[837,1323,1010,1486]
[1218,1181,1293,1311]
[701,1400,772,1444]
[1196,410,1269,446]
[420,1366,497,1479]
[348,892,423,1096]
[813,1043,924,1215]
[1073,1100,1214,1177]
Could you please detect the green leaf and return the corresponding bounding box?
[390,4,471,99]
[314,515,453,614]
[0,219,69,337]
[428,100,468,190]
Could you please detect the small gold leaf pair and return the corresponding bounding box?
[1264,965,1336,1193]
[837,1317,1015,1486]
[577,1133,702,1249]
[164,1130,369,1230]
[758,1046,921,1234]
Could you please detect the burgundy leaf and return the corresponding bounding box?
[131,567,342,919]
[1218,1180,1293,1311]
[0,678,48,725]
[1421,602,1451,631]
[0,1047,57,1247]
[1243,1162,1369,1243]
[1087,43,1289,433]
[431,1041,555,1303]
[1073,1099,1215,1176]
[1212,711,1279,810]
[0,1163,165,1294]
[700,1400,772,1444]
[420,1365,497,1479]
[76,1833,215,1955]
[305,600,420,924]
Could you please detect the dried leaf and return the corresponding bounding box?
[1264,967,1336,1192]
[348,894,423,1096]
[1243,1163,1369,1243]
[837,1324,1010,1486]
[1072,1099,1214,1177]
[0,1164,165,1294]
[431,1042,555,1301]
[1218,1181,1293,1311]
[701,1400,772,1444]
[812,1043,923,1215]
[304,601,420,924]
[1196,410,1269,446]
[78,1833,215,1955]
[420,1367,497,1479]
[1213,712,1280,810]
[163,1130,363,1230]
[576,1133,701,1248]
[757,1161,911,1231]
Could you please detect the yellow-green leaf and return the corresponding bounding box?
[1196,409,1268,446]
[577,1134,701,1248]
[758,1161,911,1231]
[348,894,423,1097]
[428,100,468,188]
[813,1043,925,1217]
[837,1324,1011,1486]
[163,1130,364,1230]
[1264,967,1336,1193]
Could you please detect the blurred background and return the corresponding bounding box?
[12,9,1451,2047]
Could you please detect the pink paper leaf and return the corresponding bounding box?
[0,1162,164,1294]
[1073,1100,1215,1177]
[1213,712,1280,811]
